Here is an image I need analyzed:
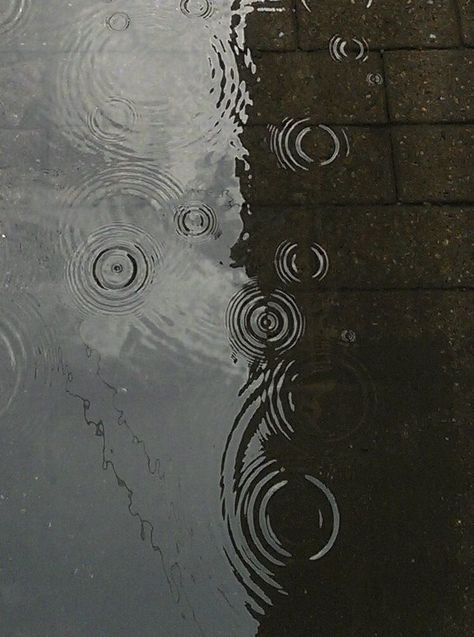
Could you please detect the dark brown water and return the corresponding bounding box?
[0,1,471,636]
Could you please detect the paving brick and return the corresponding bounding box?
[0,1,211,53]
[255,288,471,635]
[0,53,47,128]
[245,0,297,51]
[236,205,474,288]
[249,51,386,124]
[296,0,461,50]
[458,0,474,45]
[0,129,45,169]
[0,129,48,208]
[385,51,474,123]
[312,291,473,457]
[0,1,98,53]
[241,125,396,205]
[318,290,472,390]
[393,125,474,202]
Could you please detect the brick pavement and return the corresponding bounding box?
[244,3,473,635]
[245,0,474,237]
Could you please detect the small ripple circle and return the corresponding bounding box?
[87,96,139,147]
[66,223,162,316]
[174,203,220,242]
[275,240,329,285]
[180,0,214,19]
[106,11,130,31]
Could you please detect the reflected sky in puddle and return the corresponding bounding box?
[1,2,266,635]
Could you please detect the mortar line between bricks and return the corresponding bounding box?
[246,121,474,128]
[291,0,301,52]
[270,45,468,54]
[453,0,466,46]
[398,198,474,205]
[248,202,474,210]
[310,287,474,292]
[381,50,400,201]
[244,120,474,130]
[250,198,474,205]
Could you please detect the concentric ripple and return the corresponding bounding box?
[274,240,329,285]
[180,0,215,19]
[0,0,29,35]
[224,456,291,610]
[223,453,341,613]
[105,11,131,31]
[86,96,139,147]
[174,203,220,242]
[261,359,296,440]
[63,161,182,210]
[266,471,341,562]
[225,282,305,363]
[268,118,314,172]
[53,3,250,160]
[290,353,377,444]
[66,224,162,316]
[0,294,57,419]
[329,35,369,63]
[58,161,181,259]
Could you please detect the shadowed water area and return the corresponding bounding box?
[0,1,472,636]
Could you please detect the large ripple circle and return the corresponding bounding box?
[66,223,162,316]
[226,282,305,363]
[0,0,29,35]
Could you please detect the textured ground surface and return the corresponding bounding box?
[245,3,473,635]
[0,2,472,636]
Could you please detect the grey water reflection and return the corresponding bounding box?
[1,2,259,636]
[0,1,469,636]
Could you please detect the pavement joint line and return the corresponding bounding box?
[381,49,400,201]
[454,0,467,46]
[249,202,474,209]
[307,287,474,292]
[245,122,474,128]
[282,45,469,53]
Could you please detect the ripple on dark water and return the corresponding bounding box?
[225,281,305,364]
[289,352,378,445]
[274,239,330,285]
[224,455,291,609]
[220,363,344,615]
[261,359,297,440]
[222,438,341,613]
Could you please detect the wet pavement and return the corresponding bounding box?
[0,1,472,636]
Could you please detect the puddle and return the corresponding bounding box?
[0,1,469,636]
